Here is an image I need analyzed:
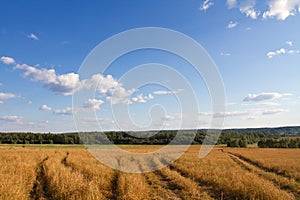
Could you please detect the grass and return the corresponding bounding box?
[0,145,299,200]
[227,148,300,181]
[0,144,85,149]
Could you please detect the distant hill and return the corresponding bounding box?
[222,126,300,136]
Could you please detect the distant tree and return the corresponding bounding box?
[227,139,239,147]
[239,138,248,148]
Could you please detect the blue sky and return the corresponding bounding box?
[1,0,300,132]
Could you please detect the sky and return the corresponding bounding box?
[0,0,300,132]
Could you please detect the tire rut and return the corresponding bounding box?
[30,156,50,200]
[168,164,227,200]
[226,152,300,199]
[138,158,182,199]
[60,151,113,199]
[143,171,182,200]
[227,152,299,182]
[110,170,120,200]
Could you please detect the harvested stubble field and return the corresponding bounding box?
[0,146,300,200]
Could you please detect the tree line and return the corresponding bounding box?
[0,126,299,147]
[258,138,300,148]
[0,129,276,145]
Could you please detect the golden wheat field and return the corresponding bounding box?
[0,146,300,200]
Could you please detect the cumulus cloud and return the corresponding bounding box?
[267,47,299,58]
[240,0,260,19]
[55,99,104,115]
[200,0,214,11]
[27,33,39,40]
[105,87,135,105]
[13,62,161,106]
[267,48,286,58]
[0,92,17,104]
[263,0,300,20]
[227,21,238,28]
[39,104,52,111]
[14,65,136,103]
[131,93,154,103]
[54,107,74,115]
[15,64,80,96]
[226,0,300,21]
[286,41,293,46]
[227,0,237,8]
[83,74,120,94]
[243,92,291,102]
[0,116,23,123]
[0,56,15,65]
[83,98,104,110]
[80,73,135,105]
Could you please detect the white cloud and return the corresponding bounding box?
[200,0,214,11]
[267,48,286,58]
[0,56,15,65]
[14,62,170,105]
[161,114,182,121]
[54,107,74,115]
[267,47,299,58]
[105,87,135,105]
[263,0,300,20]
[215,111,250,118]
[262,109,287,115]
[240,0,260,19]
[153,90,179,95]
[27,33,39,40]
[83,98,104,110]
[220,52,231,56]
[243,92,291,102]
[200,111,250,118]
[83,74,136,104]
[287,49,300,54]
[241,101,281,107]
[227,21,238,29]
[39,104,52,111]
[84,74,120,94]
[200,108,287,119]
[14,63,141,105]
[256,102,281,106]
[227,0,237,8]
[131,93,154,103]
[0,92,17,104]
[15,64,82,96]
[286,41,293,46]
[80,117,105,125]
[0,116,23,123]
[148,93,154,100]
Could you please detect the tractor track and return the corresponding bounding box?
[226,152,300,199]
[30,156,51,200]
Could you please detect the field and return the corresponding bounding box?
[0,146,300,200]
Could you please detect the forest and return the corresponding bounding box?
[0,126,299,147]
